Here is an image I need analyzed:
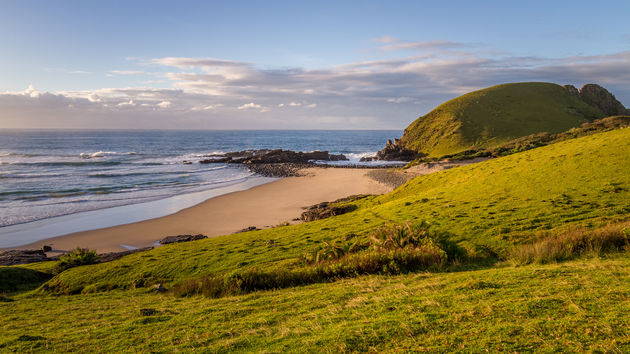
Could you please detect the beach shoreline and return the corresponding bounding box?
[4,167,394,253]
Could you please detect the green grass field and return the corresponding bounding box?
[1,127,629,351]
[2,256,629,352]
[401,82,606,156]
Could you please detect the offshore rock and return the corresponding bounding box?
[199,149,347,164]
[375,139,421,161]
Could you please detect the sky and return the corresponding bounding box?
[1,0,629,130]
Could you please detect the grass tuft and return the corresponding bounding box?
[510,221,630,264]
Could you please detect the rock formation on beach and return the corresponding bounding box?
[0,250,52,266]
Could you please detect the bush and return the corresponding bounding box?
[173,222,455,298]
[55,248,99,274]
[510,222,630,264]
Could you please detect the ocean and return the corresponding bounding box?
[0,130,401,247]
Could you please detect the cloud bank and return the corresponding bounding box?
[1,40,629,129]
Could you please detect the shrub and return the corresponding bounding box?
[55,248,99,274]
[173,222,454,298]
[510,222,630,264]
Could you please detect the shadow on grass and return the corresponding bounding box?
[0,267,53,294]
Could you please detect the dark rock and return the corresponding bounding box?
[235,226,260,233]
[245,162,309,177]
[0,250,51,266]
[197,149,348,165]
[159,234,208,245]
[97,247,154,263]
[199,157,233,164]
[300,195,369,222]
[42,245,52,252]
[563,84,579,96]
[139,308,160,316]
[152,284,166,292]
[578,84,627,116]
[359,156,375,162]
[375,138,421,161]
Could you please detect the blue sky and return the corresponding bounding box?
[1,0,629,129]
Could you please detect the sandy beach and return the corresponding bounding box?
[14,167,393,253]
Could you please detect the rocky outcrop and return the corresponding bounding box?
[199,149,347,164]
[97,247,154,263]
[301,203,356,222]
[159,234,208,245]
[565,84,627,116]
[245,162,309,177]
[300,195,369,222]
[372,139,421,161]
[234,226,260,233]
[563,84,580,96]
[0,250,51,266]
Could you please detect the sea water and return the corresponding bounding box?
[0,130,401,247]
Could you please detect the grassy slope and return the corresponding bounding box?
[401,82,605,156]
[1,256,629,352]
[39,128,630,294]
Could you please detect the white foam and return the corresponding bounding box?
[311,151,406,167]
[79,151,137,159]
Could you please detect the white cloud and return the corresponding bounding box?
[237,102,262,110]
[117,100,136,107]
[191,104,222,111]
[2,45,630,130]
[156,100,172,108]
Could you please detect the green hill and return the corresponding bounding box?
[32,127,630,294]
[1,127,629,351]
[400,82,607,156]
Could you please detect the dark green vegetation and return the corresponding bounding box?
[1,127,629,351]
[410,114,630,163]
[0,267,51,294]
[400,82,620,156]
[54,248,98,274]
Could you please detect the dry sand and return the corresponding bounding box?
[17,167,392,253]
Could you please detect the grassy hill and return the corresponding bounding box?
[400,82,606,156]
[26,127,630,295]
[1,127,629,351]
